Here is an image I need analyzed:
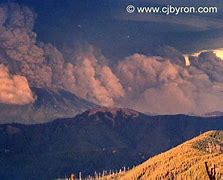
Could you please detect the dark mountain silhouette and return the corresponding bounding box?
[0,107,223,179]
[0,87,96,124]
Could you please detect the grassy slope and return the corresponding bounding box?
[114,131,223,180]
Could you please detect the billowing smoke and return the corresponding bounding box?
[0,64,34,105]
[62,46,125,106]
[0,3,124,106]
[190,51,223,82]
[0,3,223,115]
[116,53,223,114]
[116,54,194,114]
[0,3,52,87]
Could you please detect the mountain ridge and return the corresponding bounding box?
[0,87,97,124]
[1,108,223,179]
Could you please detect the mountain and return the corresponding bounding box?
[0,87,96,124]
[204,111,223,117]
[0,107,223,179]
[117,131,223,180]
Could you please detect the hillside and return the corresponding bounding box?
[116,131,223,180]
[0,87,96,124]
[1,107,223,179]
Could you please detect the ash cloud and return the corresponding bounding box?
[0,3,124,107]
[190,51,223,82]
[61,45,125,106]
[0,3,52,87]
[0,64,34,105]
[0,3,223,115]
[116,53,223,114]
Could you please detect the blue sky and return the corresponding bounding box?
[2,0,223,60]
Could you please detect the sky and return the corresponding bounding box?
[4,0,223,59]
[0,0,223,116]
